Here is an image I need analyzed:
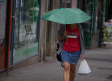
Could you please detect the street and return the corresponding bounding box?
[0,0,112,81]
[0,45,112,81]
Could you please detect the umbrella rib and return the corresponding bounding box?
[48,14,64,24]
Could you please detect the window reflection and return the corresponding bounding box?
[14,0,39,62]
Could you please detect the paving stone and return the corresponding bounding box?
[0,47,112,81]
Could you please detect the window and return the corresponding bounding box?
[13,0,40,62]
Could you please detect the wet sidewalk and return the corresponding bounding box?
[0,45,112,81]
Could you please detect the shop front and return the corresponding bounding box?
[84,0,106,49]
[9,0,41,65]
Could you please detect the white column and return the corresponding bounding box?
[72,0,77,8]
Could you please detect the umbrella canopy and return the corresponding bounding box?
[41,8,91,24]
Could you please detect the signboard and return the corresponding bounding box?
[0,0,6,39]
[103,22,112,44]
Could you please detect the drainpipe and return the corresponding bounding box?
[93,0,97,34]
[7,0,13,75]
[105,0,109,21]
[99,0,104,47]
[110,0,112,18]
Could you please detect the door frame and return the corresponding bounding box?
[0,0,12,75]
[9,0,16,66]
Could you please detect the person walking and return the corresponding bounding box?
[59,23,85,81]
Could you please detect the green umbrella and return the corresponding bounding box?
[41,8,91,24]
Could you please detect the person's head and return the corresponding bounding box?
[68,23,77,27]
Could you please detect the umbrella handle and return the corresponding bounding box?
[65,24,66,31]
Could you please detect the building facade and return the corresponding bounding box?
[0,0,60,75]
[83,0,110,49]
[0,0,111,75]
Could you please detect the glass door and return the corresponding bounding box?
[10,0,40,63]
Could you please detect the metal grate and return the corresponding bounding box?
[86,57,112,62]
[106,76,112,80]
[97,67,112,70]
